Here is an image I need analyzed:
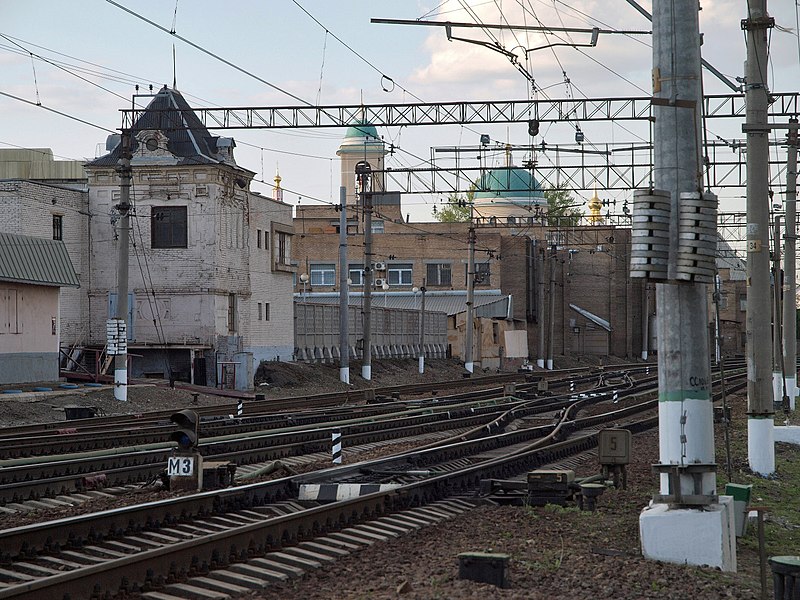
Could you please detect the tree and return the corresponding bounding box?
[545,184,582,227]
[434,192,471,222]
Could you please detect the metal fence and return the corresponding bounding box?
[294,302,448,362]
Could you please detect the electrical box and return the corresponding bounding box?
[527,469,575,506]
[598,428,632,465]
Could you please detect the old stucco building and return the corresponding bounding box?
[83,87,294,388]
[0,89,294,390]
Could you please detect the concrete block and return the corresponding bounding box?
[639,496,736,572]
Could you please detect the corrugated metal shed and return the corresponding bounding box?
[0,232,79,287]
[296,289,511,318]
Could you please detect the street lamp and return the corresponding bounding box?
[300,273,309,303]
[412,286,420,310]
[382,282,390,308]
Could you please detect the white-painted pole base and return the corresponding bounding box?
[339,367,349,385]
[788,376,797,410]
[640,497,736,572]
[465,361,474,373]
[361,365,371,381]
[546,359,553,370]
[418,356,424,374]
[536,359,544,368]
[748,417,776,475]
[773,372,785,406]
[114,368,127,402]
[641,351,648,360]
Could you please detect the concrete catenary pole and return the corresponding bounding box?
[547,244,556,370]
[744,0,775,475]
[772,216,784,406]
[418,284,426,374]
[639,0,736,572]
[537,245,545,368]
[641,284,650,360]
[784,122,798,408]
[652,1,715,496]
[338,186,350,384]
[113,131,132,402]
[357,162,373,381]
[465,215,476,373]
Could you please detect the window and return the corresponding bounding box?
[371,220,385,234]
[52,215,63,241]
[388,263,413,286]
[264,303,270,321]
[739,293,747,312]
[151,206,187,248]
[276,231,289,266]
[228,294,237,332]
[349,264,364,286]
[469,262,491,285]
[426,263,452,287]
[264,231,270,254]
[0,289,20,334]
[257,302,262,321]
[310,263,336,286]
[256,229,262,249]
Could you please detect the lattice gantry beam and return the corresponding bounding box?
[120,93,800,130]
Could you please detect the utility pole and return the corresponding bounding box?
[547,243,556,370]
[744,0,775,475]
[338,185,349,384]
[772,216,785,407]
[418,283,426,374]
[537,245,545,368]
[465,215,475,374]
[641,284,649,360]
[112,131,132,401]
[784,120,798,408]
[639,0,732,572]
[356,161,373,381]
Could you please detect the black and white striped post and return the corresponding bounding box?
[332,431,342,464]
[570,381,575,393]
[236,399,243,417]
[612,390,619,404]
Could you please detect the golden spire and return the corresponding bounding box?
[587,188,603,225]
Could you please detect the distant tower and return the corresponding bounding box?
[587,189,604,225]
[336,122,386,206]
[273,170,283,203]
[473,147,546,221]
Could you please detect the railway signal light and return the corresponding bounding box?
[170,409,199,451]
[528,119,540,137]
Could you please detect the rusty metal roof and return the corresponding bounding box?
[0,232,79,287]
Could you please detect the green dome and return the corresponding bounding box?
[338,121,386,156]
[344,123,380,140]
[474,167,544,200]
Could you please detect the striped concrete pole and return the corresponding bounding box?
[236,399,243,417]
[332,431,342,464]
[613,390,619,404]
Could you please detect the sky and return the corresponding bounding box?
[2,0,799,221]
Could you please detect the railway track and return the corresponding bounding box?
[0,367,748,599]
[0,370,627,506]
